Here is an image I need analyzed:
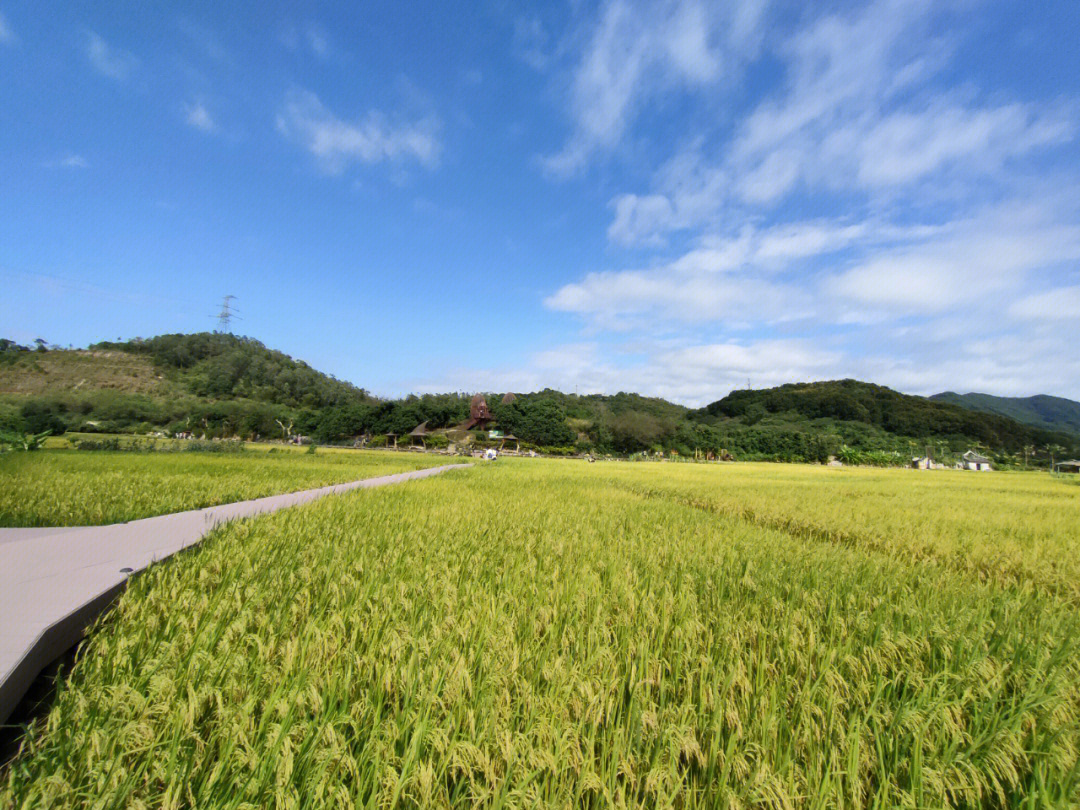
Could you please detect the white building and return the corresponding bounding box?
[960,450,992,471]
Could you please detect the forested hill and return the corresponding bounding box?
[89,333,372,409]
[4,335,1077,462]
[697,379,1077,451]
[930,391,1080,436]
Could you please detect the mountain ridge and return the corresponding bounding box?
[930,391,1080,436]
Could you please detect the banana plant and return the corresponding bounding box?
[0,428,52,452]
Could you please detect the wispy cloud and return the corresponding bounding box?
[542,0,768,177]
[276,88,441,173]
[531,0,1080,400]
[1009,286,1080,322]
[513,15,550,70]
[305,23,330,59]
[43,153,89,169]
[827,203,1080,315]
[183,101,216,132]
[85,31,138,80]
[279,21,336,60]
[0,11,15,45]
[605,0,1075,246]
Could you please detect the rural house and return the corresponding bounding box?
[1054,459,1080,474]
[960,450,992,471]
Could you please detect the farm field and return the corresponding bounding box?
[0,448,457,527]
[600,461,1080,600]
[3,458,1078,807]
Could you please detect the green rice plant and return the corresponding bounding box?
[3,459,1077,807]
[0,449,458,527]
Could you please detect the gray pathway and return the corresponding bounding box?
[0,463,470,725]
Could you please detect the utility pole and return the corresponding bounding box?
[213,295,241,333]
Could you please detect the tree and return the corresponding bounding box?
[496,399,576,447]
[1048,444,1066,471]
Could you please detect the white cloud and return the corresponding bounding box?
[413,322,1080,406]
[543,0,767,177]
[513,15,550,70]
[545,265,802,329]
[276,88,441,173]
[44,153,89,169]
[741,1,1076,198]
[1009,286,1080,321]
[184,101,215,132]
[829,203,1080,314]
[85,31,138,80]
[305,23,330,59]
[0,11,15,44]
[549,218,885,327]
[529,1,1080,401]
[605,0,1075,245]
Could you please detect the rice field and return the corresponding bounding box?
[0,448,457,527]
[3,458,1078,808]
[599,461,1080,601]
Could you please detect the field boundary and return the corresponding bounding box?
[0,462,471,726]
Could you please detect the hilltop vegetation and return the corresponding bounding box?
[932,390,1080,435]
[3,334,1077,463]
[696,380,1078,458]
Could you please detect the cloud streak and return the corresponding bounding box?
[85,31,138,80]
[543,0,767,177]
[276,89,441,173]
[0,11,14,44]
[184,101,216,132]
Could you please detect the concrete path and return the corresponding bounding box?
[0,463,470,725]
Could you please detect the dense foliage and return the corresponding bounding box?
[90,333,371,409]
[697,379,1079,458]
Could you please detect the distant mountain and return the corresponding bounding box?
[696,379,1078,452]
[930,392,1080,436]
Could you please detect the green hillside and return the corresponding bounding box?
[694,379,1079,458]
[931,391,1080,435]
[4,335,1077,463]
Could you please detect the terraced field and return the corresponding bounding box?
[2,459,1078,807]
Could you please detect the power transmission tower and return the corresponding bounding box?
[213,295,241,333]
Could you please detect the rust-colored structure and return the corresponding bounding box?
[459,394,495,431]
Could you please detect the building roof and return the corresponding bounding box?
[962,450,991,463]
[409,421,429,437]
[501,392,517,404]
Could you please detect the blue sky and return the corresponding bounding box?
[2,1,1079,405]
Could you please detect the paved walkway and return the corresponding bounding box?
[0,463,470,725]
